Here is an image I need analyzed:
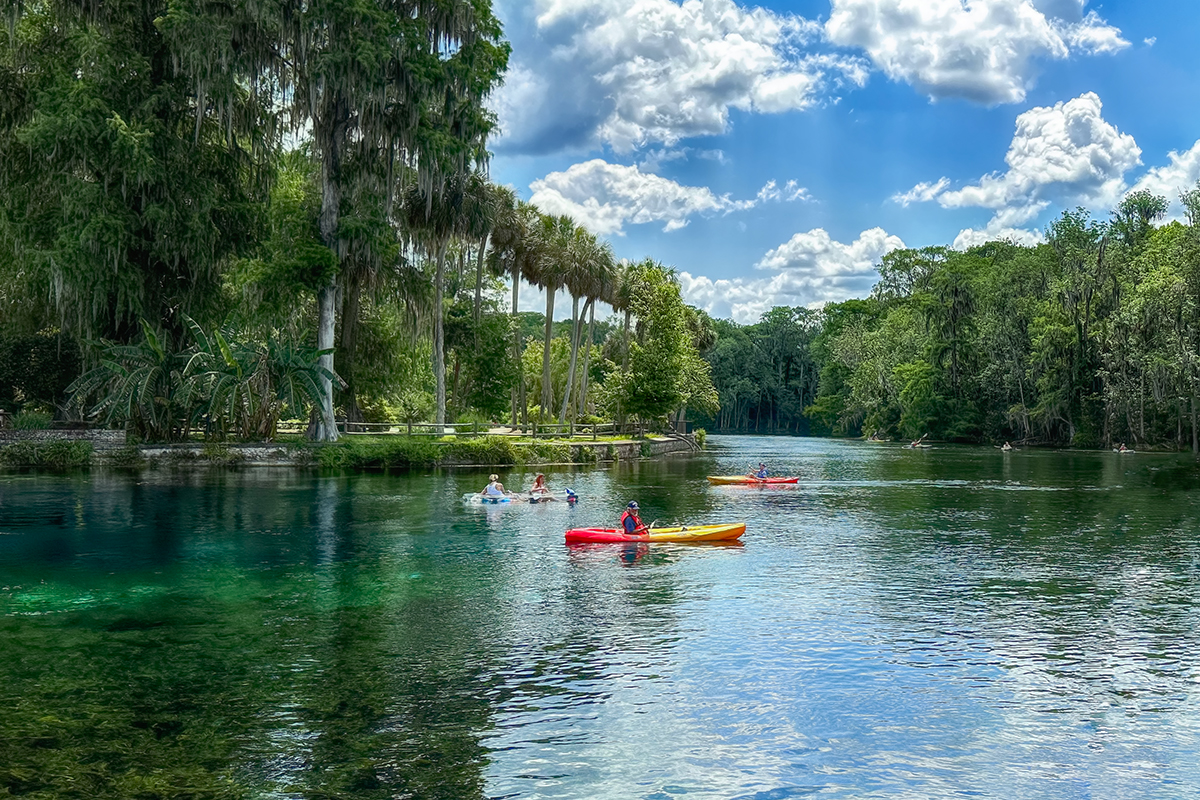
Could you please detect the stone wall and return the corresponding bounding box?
[0,429,127,450]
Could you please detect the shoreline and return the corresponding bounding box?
[0,431,702,470]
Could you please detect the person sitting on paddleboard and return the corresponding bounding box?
[620,501,647,535]
[481,474,507,498]
[530,473,549,495]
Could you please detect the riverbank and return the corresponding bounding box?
[0,431,701,469]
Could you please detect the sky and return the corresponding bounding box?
[486,0,1200,324]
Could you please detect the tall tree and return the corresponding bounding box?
[162,0,509,440]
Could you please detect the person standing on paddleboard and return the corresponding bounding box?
[620,502,647,535]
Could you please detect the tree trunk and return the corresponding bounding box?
[474,234,489,327]
[623,309,632,372]
[540,284,556,416]
[434,242,447,428]
[579,300,596,415]
[338,267,364,427]
[559,294,582,423]
[313,105,346,443]
[511,265,522,428]
[315,281,339,441]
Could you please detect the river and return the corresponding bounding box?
[2,435,1199,799]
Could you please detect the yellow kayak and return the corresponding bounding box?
[565,522,746,543]
[707,475,799,485]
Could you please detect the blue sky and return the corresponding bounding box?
[487,1,1200,323]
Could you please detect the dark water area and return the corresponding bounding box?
[2,436,1200,799]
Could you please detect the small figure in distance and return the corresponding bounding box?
[530,472,550,495]
[910,433,928,448]
[481,473,507,499]
[1001,441,1013,452]
[747,462,768,479]
[1118,442,1129,452]
[565,488,578,504]
[620,501,647,535]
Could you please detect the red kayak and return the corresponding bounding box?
[565,523,746,544]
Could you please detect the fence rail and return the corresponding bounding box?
[273,420,674,440]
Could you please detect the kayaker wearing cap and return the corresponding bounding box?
[747,463,768,479]
[620,501,647,535]
[481,474,506,498]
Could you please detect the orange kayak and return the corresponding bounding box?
[706,476,799,486]
[565,523,746,544]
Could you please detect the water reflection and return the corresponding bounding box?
[2,440,1200,798]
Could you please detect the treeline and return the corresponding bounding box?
[695,190,1200,451]
[0,0,717,441]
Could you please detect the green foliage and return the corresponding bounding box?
[0,329,82,413]
[313,437,441,469]
[12,411,52,430]
[0,440,92,468]
[444,436,519,465]
[70,318,332,442]
[103,445,147,469]
[694,428,707,448]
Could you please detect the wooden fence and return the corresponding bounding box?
[274,420,665,440]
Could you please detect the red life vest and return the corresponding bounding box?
[620,510,643,534]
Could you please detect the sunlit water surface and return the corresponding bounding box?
[3,436,1200,799]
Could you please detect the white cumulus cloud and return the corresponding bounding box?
[494,0,868,153]
[1127,140,1200,221]
[825,0,1128,105]
[679,227,905,322]
[528,160,756,236]
[898,92,1141,240]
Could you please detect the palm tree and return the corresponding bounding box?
[401,179,468,429]
[577,252,618,417]
[528,215,576,419]
[559,230,615,422]
[487,197,541,427]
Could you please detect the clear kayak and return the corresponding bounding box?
[565,523,746,544]
[706,476,800,485]
[462,492,577,505]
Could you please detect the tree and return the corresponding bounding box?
[162,0,509,440]
[0,0,269,343]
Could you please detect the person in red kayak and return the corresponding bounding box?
[620,501,647,535]
[746,463,768,479]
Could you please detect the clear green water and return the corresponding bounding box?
[2,436,1200,799]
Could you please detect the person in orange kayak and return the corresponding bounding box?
[620,501,647,535]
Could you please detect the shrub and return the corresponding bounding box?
[445,436,519,465]
[524,442,571,464]
[104,446,146,468]
[202,444,246,465]
[639,442,653,458]
[694,428,707,448]
[573,445,598,464]
[0,441,92,468]
[12,411,53,430]
[315,437,441,469]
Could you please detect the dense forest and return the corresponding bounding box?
[0,0,717,442]
[694,191,1200,452]
[4,1,1200,454]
